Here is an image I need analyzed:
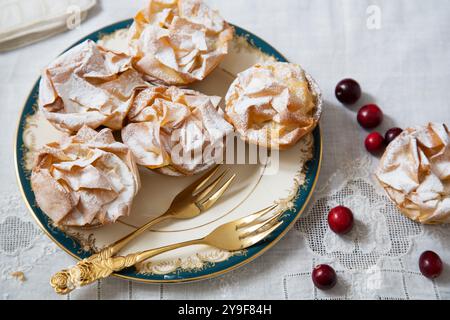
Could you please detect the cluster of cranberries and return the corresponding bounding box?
[310,80,446,290]
[335,79,404,154]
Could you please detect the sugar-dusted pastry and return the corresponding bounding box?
[376,123,450,224]
[39,39,148,133]
[128,0,234,85]
[122,86,234,176]
[224,62,322,150]
[31,126,140,227]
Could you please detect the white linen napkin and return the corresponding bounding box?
[0,0,96,51]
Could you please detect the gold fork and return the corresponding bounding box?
[51,204,283,294]
[60,166,235,265]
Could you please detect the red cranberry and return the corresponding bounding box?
[357,104,383,129]
[365,132,385,154]
[312,264,337,290]
[328,206,354,234]
[419,251,443,279]
[335,79,362,105]
[385,127,403,145]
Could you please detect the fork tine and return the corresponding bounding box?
[235,204,278,229]
[195,169,229,201]
[238,210,284,238]
[199,174,236,210]
[175,166,220,198]
[241,221,284,248]
[192,166,221,194]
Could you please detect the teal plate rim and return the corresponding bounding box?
[14,19,322,283]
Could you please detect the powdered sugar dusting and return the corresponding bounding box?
[376,123,450,224]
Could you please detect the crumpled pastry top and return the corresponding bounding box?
[128,0,234,85]
[376,123,450,224]
[122,86,234,176]
[224,62,322,150]
[31,126,140,227]
[39,39,148,133]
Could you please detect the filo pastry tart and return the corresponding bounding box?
[128,0,234,85]
[31,126,140,227]
[122,86,234,176]
[376,123,450,224]
[39,39,148,133]
[224,62,322,150]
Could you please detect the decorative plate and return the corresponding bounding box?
[15,19,322,283]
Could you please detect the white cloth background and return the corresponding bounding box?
[1,0,450,300]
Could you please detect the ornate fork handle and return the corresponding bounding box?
[50,239,203,295]
[51,214,170,293]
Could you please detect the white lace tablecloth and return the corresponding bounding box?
[1,0,449,300]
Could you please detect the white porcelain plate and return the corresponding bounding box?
[15,19,322,283]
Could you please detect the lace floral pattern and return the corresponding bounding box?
[296,155,423,270]
[0,193,59,281]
